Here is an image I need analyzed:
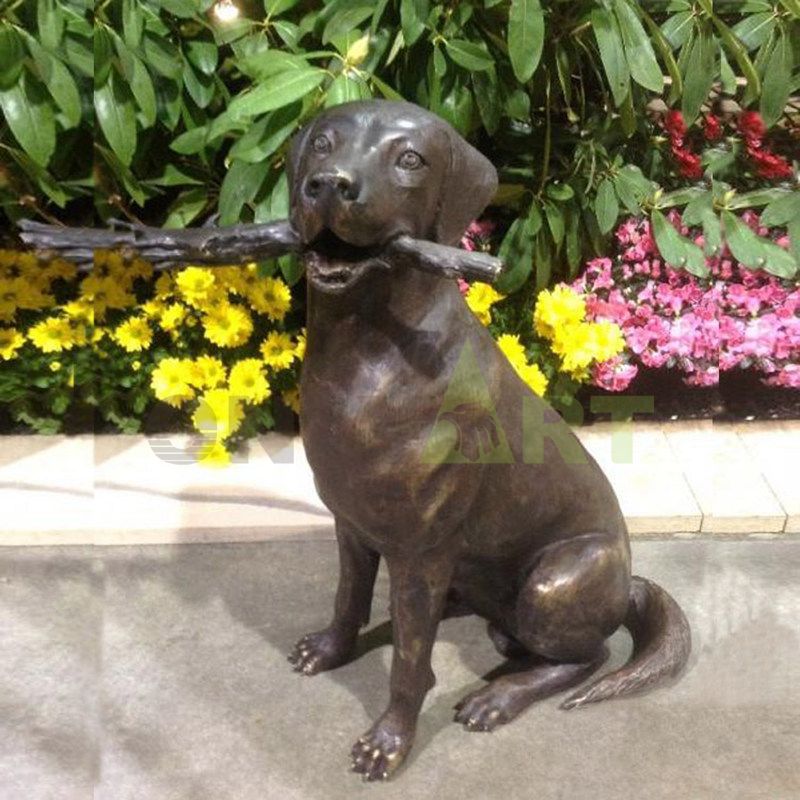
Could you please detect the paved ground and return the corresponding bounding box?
[1,539,798,800]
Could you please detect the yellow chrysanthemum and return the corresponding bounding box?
[128,257,153,281]
[42,258,77,282]
[229,358,271,404]
[28,317,78,353]
[80,275,135,321]
[114,318,153,352]
[260,331,296,370]
[0,327,25,360]
[533,285,586,339]
[294,330,307,360]
[465,282,504,326]
[587,320,626,362]
[221,263,259,296]
[187,355,227,389]
[63,298,94,325]
[176,267,217,307]
[201,303,253,348]
[496,333,527,371]
[192,388,244,441]
[0,278,23,320]
[49,361,61,372]
[248,276,291,321]
[150,357,195,407]
[158,302,187,332]
[516,362,548,397]
[197,440,231,469]
[141,299,166,319]
[550,323,596,376]
[155,273,175,298]
[282,387,300,414]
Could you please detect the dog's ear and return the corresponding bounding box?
[435,131,497,245]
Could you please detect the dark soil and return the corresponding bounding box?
[581,368,800,423]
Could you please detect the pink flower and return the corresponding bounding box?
[592,357,639,392]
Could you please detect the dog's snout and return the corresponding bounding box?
[304,171,361,202]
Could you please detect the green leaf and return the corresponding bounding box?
[661,11,693,49]
[129,55,158,127]
[507,0,544,83]
[147,163,203,187]
[472,69,501,135]
[122,0,143,48]
[38,0,64,50]
[544,201,565,249]
[433,45,446,78]
[444,39,494,72]
[0,71,56,167]
[95,72,137,166]
[3,144,68,205]
[163,188,208,228]
[142,32,183,79]
[26,39,82,128]
[613,165,651,213]
[0,26,25,90]
[183,63,215,108]
[681,27,715,122]
[683,194,721,256]
[400,0,427,47]
[265,0,301,16]
[228,68,325,119]
[760,31,792,126]
[370,74,404,100]
[185,40,218,75]
[613,0,663,93]
[651,209,708,276]
[722,211,798,277]
[595,178,619,234]
[96,144,147,205]
[325,72,371,107]
[228,101,301,163]
[546,183,574,202]
[495,215,535,294]
[732,12,775,50]
[760,192,800,227]
[591,8,630,106]
[322,6,373,45]
[160,0,198,16]
[218,159,271,224]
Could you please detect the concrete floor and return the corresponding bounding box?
[1,540,798,800]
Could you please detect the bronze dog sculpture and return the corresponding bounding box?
[19,100,691,783]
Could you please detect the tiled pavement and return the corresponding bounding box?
[1,422,798,546]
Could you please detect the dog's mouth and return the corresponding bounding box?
[303,229,389,293]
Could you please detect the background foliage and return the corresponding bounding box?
[0,0,798,435]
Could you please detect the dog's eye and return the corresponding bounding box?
[312,135,332,155]
[397,150,424,170]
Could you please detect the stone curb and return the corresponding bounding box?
[0,421,796,546]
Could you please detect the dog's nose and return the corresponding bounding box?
[304,171,360,202]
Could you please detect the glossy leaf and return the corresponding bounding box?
[228,68,325,119]
[613,0,663,93]
[651,209,708,276]
[722,211,798,277]
[591,8,630,106]
[507,0,544,83]
[218,159,271,224]
[95,73,137,166]
[0,72,56,167]
[444,39,494,72]
[595,178,619,234]
[760,31,793,126]
[0,27,25,90]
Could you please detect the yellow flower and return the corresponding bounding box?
[465,282,504,326]
[28,317,77,353]
[155,273,175,298]
[176,267,218,308]
[282,387,300,414]
[159,302,187,332]
[260,331,296,370]
[43,258,77,282]
[63,298,94,325]
[293,330,307,360]
[516,362,548,397]
[114,317,153,352]
[49,361,61,372]
[587,320,626,362]
[187,355,227,389]
[141,299,166,319]
[0,278,23,320]
[128,258,153,281]
[80,275,135,321]
[201,302,253,348]
[132,360,141,371]
[496,333,527,371]
[192,388,244,440]
[150,357,195,407]
[248,276,291,321]
[197,440,231,469]
[551,322,595,376]
[0,327,24,360]
[229,358,271,404]
[533,284,586,339]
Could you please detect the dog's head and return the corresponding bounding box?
[287,100,497,293]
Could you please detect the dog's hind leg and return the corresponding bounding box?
[289,519,379,675]
[454,532,629,731]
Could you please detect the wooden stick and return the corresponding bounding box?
[17,219,503,283]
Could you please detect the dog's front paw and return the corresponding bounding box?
[288,628,355,676]
[350,714,414,781]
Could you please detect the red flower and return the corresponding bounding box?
[703,115,722,142]
[749,149,793,180]
[673,148,703,179]
[664,110,687,140]
[738,111,766,144]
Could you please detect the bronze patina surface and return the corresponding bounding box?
[18,100,691,783]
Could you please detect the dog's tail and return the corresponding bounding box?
[560,576,691,710]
